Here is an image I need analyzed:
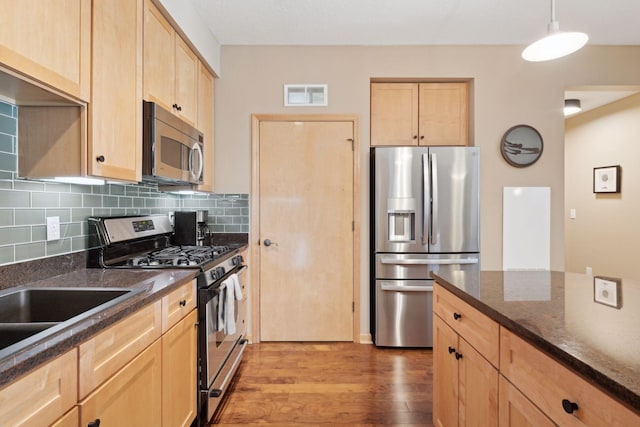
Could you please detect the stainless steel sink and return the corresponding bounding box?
[0,287,143,357]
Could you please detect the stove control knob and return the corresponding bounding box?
[232,255,243,266]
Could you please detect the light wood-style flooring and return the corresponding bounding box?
[211,342,434,426]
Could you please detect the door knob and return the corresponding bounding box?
[263,239,274,247]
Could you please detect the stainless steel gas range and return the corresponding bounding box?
[87,214,247,426]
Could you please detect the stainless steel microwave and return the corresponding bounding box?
[142,101,204,185]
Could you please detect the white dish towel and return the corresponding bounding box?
[224,273,243,335]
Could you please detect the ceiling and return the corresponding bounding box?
[190,0,640,115]
[191,0,640,46]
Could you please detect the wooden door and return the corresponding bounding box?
[143,0,174,111]
[89,0,142,182]
[174,36,199,125]
[79,340,162,427]
[370,83,419,146]
[258,119,354,341]
[458,337,498,426]
[433,315,459,427]
[418,82,469,146]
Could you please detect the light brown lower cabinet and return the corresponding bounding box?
[79,339,162,427]
[433,314,498,427]
[50,407,79,427]
[0,349,77,427]
[498,375,554,427]
[500,328,639,427]
[162,309,198,427]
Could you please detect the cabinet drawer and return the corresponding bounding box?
[434,283,499,367]
[79,300,162,398]
[0,349,77,427]
[162,279,197,332]
[500,328,639,426]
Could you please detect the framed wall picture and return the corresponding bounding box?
[593,276,622,308]
[593,165,621,193]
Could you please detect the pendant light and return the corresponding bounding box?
[522,0,588,62]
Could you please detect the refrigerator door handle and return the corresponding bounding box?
[379,257,479,265]
[430,152,439,245]
[381,283,434,292]
[422,153,430,246]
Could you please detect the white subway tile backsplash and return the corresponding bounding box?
[0,100,249,266]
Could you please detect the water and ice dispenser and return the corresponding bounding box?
[386,198,416,242]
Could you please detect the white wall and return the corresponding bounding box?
[213,44,640,335]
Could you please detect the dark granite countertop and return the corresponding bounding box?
[431,270,640,413]
[0,268,198,389]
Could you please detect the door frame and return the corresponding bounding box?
[250,114,361,343]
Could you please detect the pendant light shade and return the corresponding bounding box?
[564,99,582,116]
[522,0,588,62]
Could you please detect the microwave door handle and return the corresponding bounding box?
[190,143,204,180]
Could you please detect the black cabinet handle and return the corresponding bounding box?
[455,352,463,360]
[562,399,579,414]
[96,155,105,163]
[177,105,182,111]
[453,312,462,320]
[88,419,101,427]
[448,346,456,354]
[413,135,418,139]
[172,103,179,109]
[420,135,425,140]
[179,299,187,307]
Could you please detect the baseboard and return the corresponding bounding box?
[359,333,373,344]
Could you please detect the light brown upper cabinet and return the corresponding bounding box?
[144,0,198,126]
[0,0,90,102]
[18,0,143,183]
[89,0,143,182]
[196,63,215,192]
[370,82,469,146]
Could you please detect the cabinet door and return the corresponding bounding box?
[174,36,199,126]
[370,83,419,146]
[162,310,198,427]
[418,83,469,146]
[196,62,215,192]
[458,337,498,426]
[143,0,175,111]
[80,340,162,427]
[89,0,143,182]
[0,349,77,427]
[499,375,554,427]
[0,0,90,101]
[433,315,459,427]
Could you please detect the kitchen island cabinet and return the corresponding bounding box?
[432,270,640,426]
[433,285,499,426]
[371,82,469,147]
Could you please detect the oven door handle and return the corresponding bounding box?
[236,265,248,275]
[209,338,248,398]
[203,283,226,303]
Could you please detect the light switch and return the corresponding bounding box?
[569,208,576,219]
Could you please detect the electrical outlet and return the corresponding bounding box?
[46,216,61,241]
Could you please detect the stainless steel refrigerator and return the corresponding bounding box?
[371,146,480,347]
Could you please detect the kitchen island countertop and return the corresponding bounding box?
[431,270,639,413]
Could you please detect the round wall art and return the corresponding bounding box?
[500,125,543,167]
